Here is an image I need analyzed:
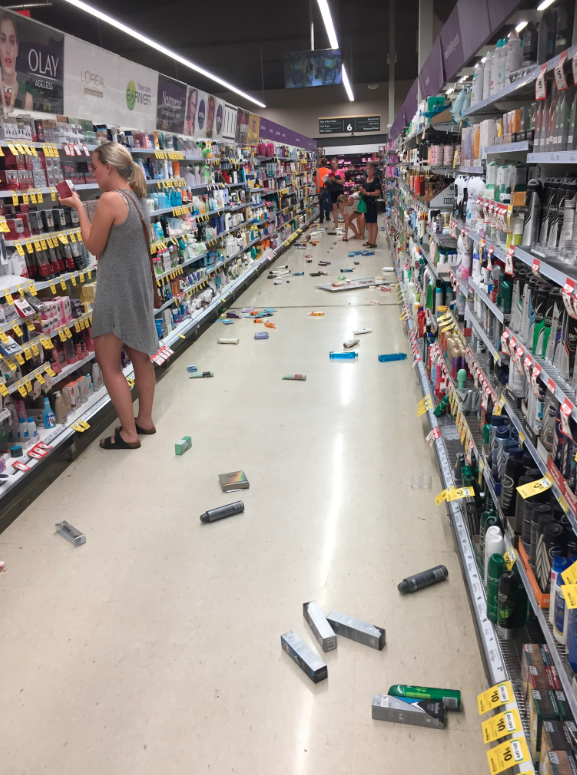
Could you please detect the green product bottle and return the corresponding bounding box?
[500,275,512,315]
[425,281,434,310]
[433,395,449,417]
[388,684,462,711]
[496,564,528,639]
[487,553,505,622]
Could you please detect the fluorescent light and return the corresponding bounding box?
[515,20,528,31]
[60,0,266,108]
[481,56,487,63]
[537,0,556,9]
[316,0,339,48]
[342,64,354,101]
[446,87,454,94]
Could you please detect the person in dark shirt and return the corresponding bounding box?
[360,161,382,248]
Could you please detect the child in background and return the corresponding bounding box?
[339,188,361,241]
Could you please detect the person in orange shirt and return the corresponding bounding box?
[316,156,329,223]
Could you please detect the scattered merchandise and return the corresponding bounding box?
[218,338,240,344]
[326,610,386,650]
[175,436,192,456]
[200,501,244,523]
[254,332,269,340]
[398,567,450,594]
[55,520,86,547]
[186,365,198,373]
[343,338,360,349]
[388,684,461,711]
[354,328,372,335]
[378,353,407,362]
[303,601,337,652]
[221,320,234,325]
[283,374,306,380]
[219,471,249,492]
[293,272,304,276]
[372,695,446,730]
[265,321,276,329]
[330,352,358,360]
[308,311,324,316]
[189,371,214,378]
[281,630,328,683]
[0,560,4,572]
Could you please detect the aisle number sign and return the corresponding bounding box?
[478,681,514,714]
[482,707,523,743]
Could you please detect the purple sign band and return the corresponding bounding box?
[419,37,444,99]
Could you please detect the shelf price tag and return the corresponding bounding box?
[425,426,441,447]
[503,546,517,571]
[562,278,577,318]
[562,559,577,585]
[516,473,553,499]
[505,247,514,276]
[486,737,531,775]
[561,583,577,609]
[532,258,541,274]
[478,681,514,714]
[555,50,569,91]
[494,395,506,416]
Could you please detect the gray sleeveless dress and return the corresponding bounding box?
[91,189,159,355]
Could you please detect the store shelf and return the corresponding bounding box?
[0,183,98,198]
[486,141,531,155]
[0,265,96,299]
[459,165,484,174]
[468,277,504,323]
[465,302,501,364]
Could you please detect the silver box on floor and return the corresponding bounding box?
[281,631,328,683]
[55,521,86,546]
[326,611,385,650]
[372,694,446,729]
[303,601,337,652]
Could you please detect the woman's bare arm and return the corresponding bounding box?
[59,191,126,255]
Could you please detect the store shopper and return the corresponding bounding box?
[316,156,330,224]
[340,188,362,240]
[323,157,345,229]
[360,161,381,248]
[59,142,160,450]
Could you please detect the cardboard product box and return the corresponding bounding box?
[326,611,385,651]
[530,689,560,761]
[371,694,446,730]
[540,720,576,773]
[281,631,327,684]
[303,601,337,652]
[542,751,577,775]
[554,691,574,723]
[523,644,550,699]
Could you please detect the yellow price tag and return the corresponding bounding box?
[64,327,72,339]
[22,346,31,361]
[24,378,31,393]
[0,381,7,397]
[17,382,27,396]
[562,559,577,585]
[30,190,37,204]
[22,193,29,205]
[58,234,69,244]
[36,188,43,203]
[31,342,39,356]
[446,486,474,501]
[60,279,67,290]
[493,396,506,416]
[58,330,67,343]
[50,187,56,201]
[15,351,24,365]
[79,272,85,283]
[50,282,57,295]
[72,423,85,432]
[26,320,35,333]
[12,324,22,337]
[435,489,449,506]
[45,366,55,378]
[80,420,90,430]
[36,372,45,385]
[478,681,514,714]
[14,241,24,256]
[11,192,18,207]
[69,232,76,242]
[486,736,531,775]
[503,546,517,571]
[70,275,77,286]
[516,474,553,499]
[27,281,37,296]
[417,402,432,417]
[561,584,577,609]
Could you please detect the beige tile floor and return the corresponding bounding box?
[0,221,489,774]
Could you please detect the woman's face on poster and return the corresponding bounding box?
[0,18,18,78]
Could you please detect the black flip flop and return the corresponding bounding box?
[115,422,156,435]
[100,429,141,450]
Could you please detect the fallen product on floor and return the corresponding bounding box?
[316,277,384,293]
[283,373,306,380]
[340,268,354,272]
[378,353,407,362]
[388,684,461,711]
[175,436,192,456]
[398,565,449,594]
[330,351,358,360]
[219,471,249,492]
[254,332,269,340]
[186,365,198,372]
[308,311,324,316]
[292,272,304,276]
[218,338,240,345]
[343,338,360,349]
[221,319,234,325]
[326,611,385,650]
[372,694,446,729]
[281,630,328,683]
[200,501,244,524]
[265,321,276,329]
[55,521,86,547]
[303,601,337,652]
[353,328,372,335]
[189,371,214,378]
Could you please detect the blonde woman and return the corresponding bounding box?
[340,188,362,241]
[59,142,159,450]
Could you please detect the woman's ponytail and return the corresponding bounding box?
[129,163,147,199]
[93,141,148,199]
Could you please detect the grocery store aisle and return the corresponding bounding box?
[0,222,488,774]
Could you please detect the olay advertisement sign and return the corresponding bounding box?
[0,8,64,113]
[156,73,186,134]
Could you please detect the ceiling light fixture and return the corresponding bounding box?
[537,0,557,10]
[316,0,354,101]
[446,87,454,94]
[60,0,266,107]
[515,20,528,31]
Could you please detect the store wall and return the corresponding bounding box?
[215,80,413,140]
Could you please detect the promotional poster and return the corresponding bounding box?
[0,8,64,113]
[236,107,249,144]
[156,73,186,134]
[64,35,121,125]
[246,113,261,146]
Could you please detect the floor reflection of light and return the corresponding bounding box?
[318,432,344,592]
[339,308,359,407]
[294,692,314,775]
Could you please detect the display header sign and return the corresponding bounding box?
[440,6,465,83]
[418,37,444,99]
[156,74,186,134]
[64,35,121,125]
[319,115,381,134]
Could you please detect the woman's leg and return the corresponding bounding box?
[338,202,345,226]
[349,213,361,238]
[94,334,138,445]
[369,222,378,245]
[125,344,156,431]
